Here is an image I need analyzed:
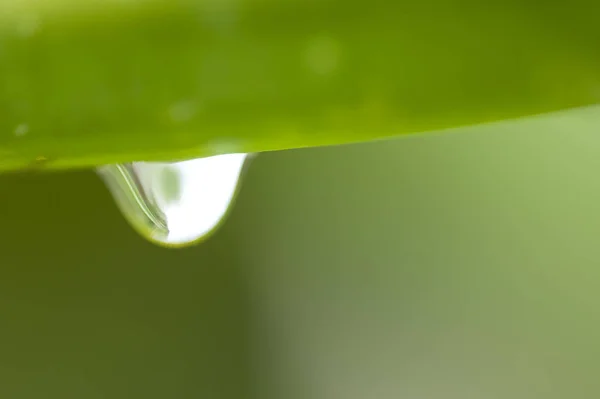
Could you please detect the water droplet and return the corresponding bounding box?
[97,153,249,247]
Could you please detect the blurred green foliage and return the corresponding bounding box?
[1,0,600,170]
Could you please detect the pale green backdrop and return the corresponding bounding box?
[1,111,600,398]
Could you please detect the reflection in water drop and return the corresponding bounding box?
[97,154,249,247]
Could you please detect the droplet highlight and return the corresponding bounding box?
[97,153,249,247]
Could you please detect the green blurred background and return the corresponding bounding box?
[2,108,600,398]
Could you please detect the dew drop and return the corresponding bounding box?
[97,153,249,247]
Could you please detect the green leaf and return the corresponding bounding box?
[1,0,599,171]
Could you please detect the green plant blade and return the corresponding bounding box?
[1,0,599,171]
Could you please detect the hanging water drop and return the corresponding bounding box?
[97,153,249,247]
